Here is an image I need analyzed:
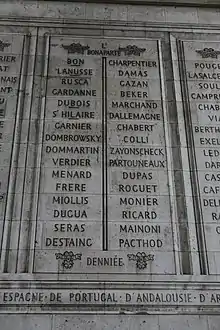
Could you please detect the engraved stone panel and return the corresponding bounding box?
[0,34,26,266]
[180,40,220,274]
[32,36,177,276]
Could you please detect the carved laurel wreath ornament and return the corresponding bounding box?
[62,43,90,54]
[0,40,10,52]
[127,252,154,270]
[196,47,220,59]
[55,251,82,269]
[118,45,146,56]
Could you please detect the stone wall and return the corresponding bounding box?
[0,1,220,329]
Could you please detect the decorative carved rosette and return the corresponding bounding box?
[55,251,82,269]
[127,252,154,270]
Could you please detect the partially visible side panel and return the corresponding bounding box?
[0,30,37,273]
[172,34,220,275]
[0,33,26,272]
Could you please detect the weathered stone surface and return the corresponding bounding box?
[1,1,220,329]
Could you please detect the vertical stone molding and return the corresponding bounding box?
[0,32,35,273]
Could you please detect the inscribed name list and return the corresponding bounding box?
[184,41,220,274]
[33,37,176,276]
